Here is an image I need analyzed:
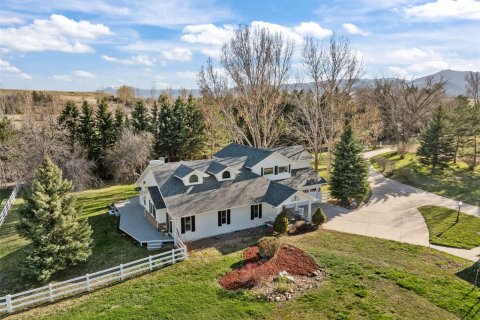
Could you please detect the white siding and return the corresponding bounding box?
[291,160,311,170]
[251,153,292,180]
[172,203,278,242]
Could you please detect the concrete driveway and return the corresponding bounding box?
[323,148,480,260]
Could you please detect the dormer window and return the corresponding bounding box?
[189,174,199,183]
[222,171,231,179]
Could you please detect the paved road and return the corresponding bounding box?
[323,148,480,261]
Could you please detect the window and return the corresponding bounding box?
[310,188,317,192]
[279,166,289,173]
[263,167,274,175]
[218,209,231,226]
[149,201,156,218]
[189,174,199,183]
[302,190,309,193]
[181,215,196,233]
[251,204,262,220]
[222,171,231,179]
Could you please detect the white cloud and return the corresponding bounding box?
[386,47,442,63]
[0,59,31,79]
[162,47,192,61]
[403,0,480,20]
[101,54,155,66]
[0,14,112,52]
[181,23,235,46]
[180,21,332,59]
[73,70,96,78]
[293,21,333,38]
[0,16,24,25]
[342,23,369,36]
[52,74,72,81]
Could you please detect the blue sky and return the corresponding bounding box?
[0,0,479,91]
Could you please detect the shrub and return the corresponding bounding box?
[395,167,414,183]
[258,237,280,258]
[273,210,289,234]
[312,208,327,226]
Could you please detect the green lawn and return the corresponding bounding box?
[371,152,480,206]
[0,184,149,296]
[418,205,480,249]
[6,230,480,320]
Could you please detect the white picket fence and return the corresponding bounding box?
[0,183,19,228]
[0,238,188,315]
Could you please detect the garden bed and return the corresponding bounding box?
[219,243,324,298]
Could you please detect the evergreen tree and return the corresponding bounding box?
[131,100,150,133]
[417,105,456,170]
[329,120,370,206]
[58,101,80,148]
[95,100,116,177]
[113,109,125,139]
[96,100,116,152]
[154,96,205,161]
[149,101,159,134]
[79,101,98,160]
[17,158,92,282]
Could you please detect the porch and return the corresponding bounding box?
[117,198,174,248]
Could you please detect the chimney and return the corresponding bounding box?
[149,157,165,166]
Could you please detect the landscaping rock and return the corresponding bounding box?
[285,276,295,283]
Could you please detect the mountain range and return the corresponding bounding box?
[103,70,474,98]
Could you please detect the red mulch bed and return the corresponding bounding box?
[219,244,319,290]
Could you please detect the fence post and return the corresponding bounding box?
[149,255,153,271]
[171,249,175,264]
[86,274,91,291]
[48,284,54,302]
[6,294,12,313]
[120,264,124,281]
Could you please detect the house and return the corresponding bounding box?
[134,143,327,242]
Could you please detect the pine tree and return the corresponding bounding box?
[417,105,456,170]
[154,96,205,161]
[113,109,125,139]
[17,158,92,282]
[96,100,116,152]
[58,101,80,148]
[149,101,159,134]
[131,100,150,133]
[329,120,370,206]
[79,101,98,160]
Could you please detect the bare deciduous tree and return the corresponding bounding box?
[105,129,153,182]
[370,76,446,157]
[301,34,363,178]
[199,25,294,148]
[116,85,136,105]
[7,115,96,190]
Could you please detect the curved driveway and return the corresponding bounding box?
[324,149,480,261]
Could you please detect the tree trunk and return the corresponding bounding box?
[473,134,478,170]
[454,138,459,164]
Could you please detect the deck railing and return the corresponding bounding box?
[0,240,187,315]
[0,183,19,228]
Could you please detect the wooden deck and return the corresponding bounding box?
[117,198,173,245]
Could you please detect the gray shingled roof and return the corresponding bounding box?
[269,145,313,161]
[173,164,195,178]
[206,161,228,175]
[147,186,166,209]
[149,158,300,218]
[263,181,298,207]
[279,168,327,189]
[213,143,273,167]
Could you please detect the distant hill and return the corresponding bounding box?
[103,70,474,98]
[412,69,470,97]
